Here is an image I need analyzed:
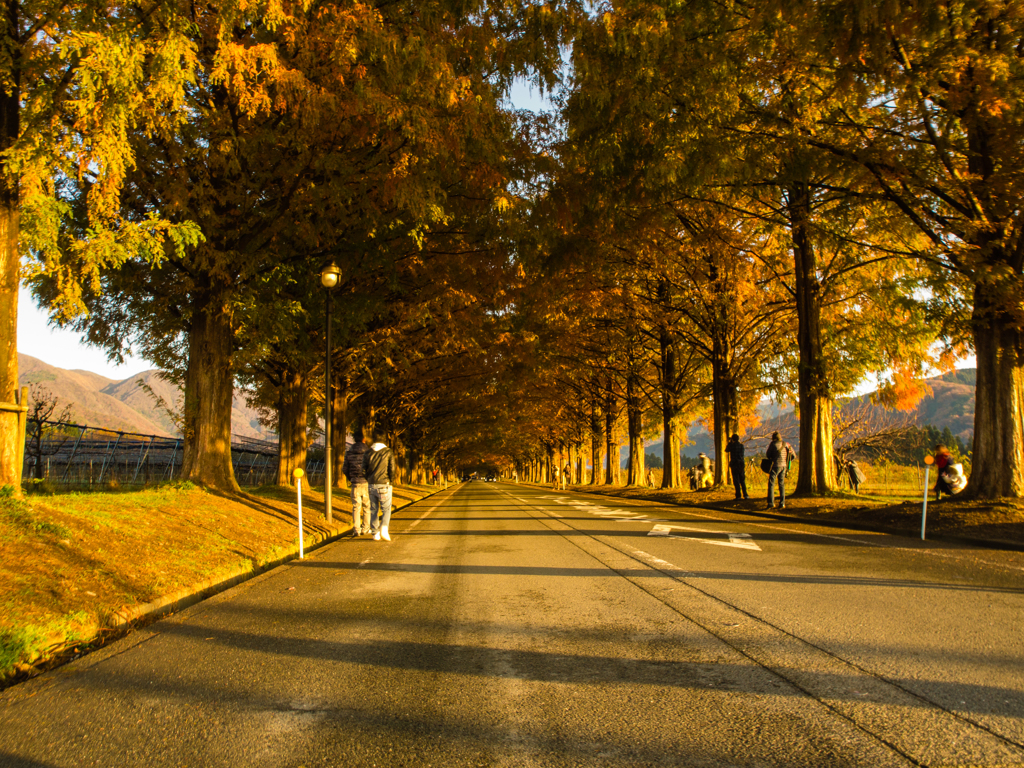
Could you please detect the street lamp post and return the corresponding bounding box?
[320,261,342,523]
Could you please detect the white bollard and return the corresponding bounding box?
[294,468,305,558]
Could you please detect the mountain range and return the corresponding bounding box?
[17,354,273,440]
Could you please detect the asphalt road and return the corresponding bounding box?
[2,481,1023,767]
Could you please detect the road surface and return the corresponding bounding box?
[2,481,1023,767]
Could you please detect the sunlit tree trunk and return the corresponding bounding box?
[788,182,835,494]
[0,13,20,493]
[331,378,348,490]
[660,327,684,488]
[590,398,603,485]
[276,367,308,486]
[626,372,645,485]
[967,277,1024,497]
[181,284,240,491]
[604,390,618,485]
[711,334,739,488]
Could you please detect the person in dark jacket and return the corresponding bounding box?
[765,431,795,509]
[342,428,371,536]
[725,434,749,500]
[363,427,397,541]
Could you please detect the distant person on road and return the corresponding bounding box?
[765,431,796,509]
[512,468,518,483]
[363,427,397,541]
[563,462,571,489]
[725,434,749,500]
[432,467,439,485]
[934,444,954,500]
[342,428,370,536]
[552,465,560,490]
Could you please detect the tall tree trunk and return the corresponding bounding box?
[966,278,1024,497]
[0,12,20,493]
[181,287,239,491]
[711,336,739,487]
[604,392,618,485]
[789,182,835,494]
[626,372,645,485]
[660,327,684,488]
[276,367,308,486]
[590,398,603,485]
[331,379,347,490]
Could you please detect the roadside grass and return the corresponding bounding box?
[0,480,439,687]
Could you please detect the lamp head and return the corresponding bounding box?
[320,261,341,289]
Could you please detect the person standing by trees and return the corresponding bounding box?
[363,427,396,542]
[697,452,713,489]
[846,459,865,494]
[934,444,954,501]
[726,434,749,500]
[343,428,371,537]
[766,432,796,509]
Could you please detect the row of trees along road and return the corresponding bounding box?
[1,1,1021,501]
[1,0,578,493]
[517,0,1022,500]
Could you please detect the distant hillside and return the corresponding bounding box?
[17,354,274,441]
[641,369,976,462]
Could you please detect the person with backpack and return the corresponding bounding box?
[363,426,397,541]
[342,428,371,536]
[765,431,796,509]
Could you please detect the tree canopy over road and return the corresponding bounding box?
[2,0,1021,499]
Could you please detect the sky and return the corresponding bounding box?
[17,286,152,380]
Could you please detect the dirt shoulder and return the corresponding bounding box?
[0,481,443,687]
[554,482,1024,549]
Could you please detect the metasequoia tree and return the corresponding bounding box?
[776,0,1024,498]
[40,0,528,491]
[560,0,941,494]
[633,204,784,486]
[0,0,198,490]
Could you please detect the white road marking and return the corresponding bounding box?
[524,489,760,551]
[649,524,762,551]
[619,544,693,574]
[405,498,447,531]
